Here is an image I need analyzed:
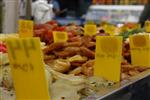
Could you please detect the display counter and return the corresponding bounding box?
[1,69,150,100]
[86,5,144,24]
[0,22,150,100]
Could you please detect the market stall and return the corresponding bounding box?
[0,20,150,100]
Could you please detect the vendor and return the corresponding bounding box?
[139,1,150,27]
[32,0,54,24]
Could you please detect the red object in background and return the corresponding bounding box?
[46,20,58,26]
[34,29,53,44]
[54,26,66,31]
[125,23,137,29]
[0,43,7,53]
[93,0,105,4]
[44,30,53,44]
[67,32,75,38]
[33,21,80,44]
[34,24,51,30]
[34,29,47,37]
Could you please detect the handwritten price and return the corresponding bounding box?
[7,39,36,59]
[131,47,150,52]
[96,53,118,59]
[19,20,33,37]
[6,38,39,72]
[12,62,34,72]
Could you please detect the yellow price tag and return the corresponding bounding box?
[53,31,68,43]
[104,25,116,35]
[86,20,95,25]
[135,24,141,30]
[95,36,122,82]
[19,20,33,38]
[130,34,150,67]
[84,24,97,36]
[145,21,150,32]
[100,21,108,26]
[120,25,128,33]
[6,38,50,100]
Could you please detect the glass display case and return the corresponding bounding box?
[86,5,144,24]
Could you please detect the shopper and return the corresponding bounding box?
[32,0,54,24]
[139,1,150,27]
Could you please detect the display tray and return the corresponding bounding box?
[1,69,150,100]
[86,69,150,100]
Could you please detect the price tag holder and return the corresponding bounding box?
[95,36,122,82]
[135,24,141,30]
[100,21,108,26]
[130,34,150,67]
[53,31,68,43]
[19,20,33,38]
[120,25,128,33]
[145,21,150,32]
[104,25,116,35]
[6,38,50,100]
[84,24,97,36]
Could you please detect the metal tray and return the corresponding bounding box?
[86,69,150,100]
[1,69,150,100]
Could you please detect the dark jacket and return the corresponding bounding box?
[139,3,150,27]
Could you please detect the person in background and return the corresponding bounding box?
[32,0,54,24]
[49,0,61,16]
[77,0,92,17]
[53,0,68,17]
[139,0,150,27]
[19,0,26,19]
[50,0,79,17]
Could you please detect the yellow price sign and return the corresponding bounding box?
[104,25,116,35]
[120,25,128,33]
[100,21,108,26]
[145,21,150,32]
[84,24,97,36]
[86,20,95,25]
[130,34,150,67]
[6,38,50,100]
[53,31,68,43]
[19,20,33,38]
[135,24,141,30]
[95,36,122,82]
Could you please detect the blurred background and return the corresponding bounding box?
[0,0,150,33]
